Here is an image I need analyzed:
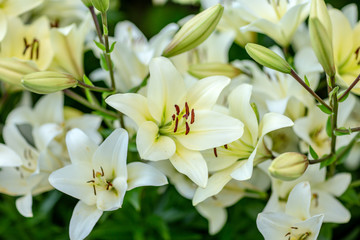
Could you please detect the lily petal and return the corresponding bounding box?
[15,192,33,218]
[66,128,98,164]
[259,112,294,138]
[34,92,64,124]
[127,162,168,190]
[196,202,227,235]
[33,123,62,150]
[69,201,103,240]
[285,181,311,220]
[136,121,176,161]
[0,144,22,167]
[170,143,208,188]
[318,173,351,197]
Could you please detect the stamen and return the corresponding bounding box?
[291,227,298,229]
[172,114,176,121]
[190,109,195,124]
[175,104,180,115]
[312,193,319,207]
[100,166,104,176]
[106,181,113,190]
[185,102,190,116]
[285,232,290,237]
[185,122,190,135]
[93,185,97,195]
[87,180,95,183]
[183,114,188,119]
[174,118,179,133]
[92,169,95,178]
[213,148,218,157]
[23,38,30,55]
[224,144,228,149]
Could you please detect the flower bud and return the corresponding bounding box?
[81,0,93,7]
[21,71,77,94]
[188,62,241,79]
[268,152,308,181]
[309,0,335,77]
[163,4,224,57]
[245,43,292,74]
[91,0,109,12]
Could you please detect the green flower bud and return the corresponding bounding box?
[163,4,224,57]
[188,62,242,79]
[81,0,93,7]
[245,43,292,74]
[21,71,77,94]
[268,152,308,181]
[309,0,335,77]
[91,0,109,12]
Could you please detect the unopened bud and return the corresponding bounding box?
[245,43,292,74]
[91,0,109,12]
[188,62,241,79]
[163,4,224,57]
[21,71,77,94]
[268,152,308,181]
[309,0,335,77]
[81,0,93,7]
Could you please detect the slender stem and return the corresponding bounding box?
[290,69,332,111]
[328,75,339,177]
[77,80,114,92]
[129,74,149,93]
[89,6,104,44]
[101,12,116,91]
[338,73,360,101]
[308,154,332,164]
[335,127,360,133]
[63,89,118,119]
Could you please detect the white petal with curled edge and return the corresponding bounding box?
[196,202,227,235]
[34,92,64,124]
[230,148,256,181]
[48,163,97,206]
[259,112,294,138]
[69,201,103,240]
[15,192,33,217]
[136,121,176,161]
[106,93,153,126]
[186,76,230,110]
[0,144,22,167]
[127,162,168,190]
[33,123,62,150]
[66,128,98,164]
[147,57,186,123]
[93,128,129,179]
[67,114,103,144]
[175,110,244,151]
[310,191,350,223]
[292,214,324,240]
[170,143,208,188]
[285,181,311,220]
[319,173,351,197]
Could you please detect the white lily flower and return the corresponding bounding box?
[0,0,43,41]
[237,0,311,47]
[257,181,324,240]
[263,162,351,224]
[0,17,54,85]
[49,128,167,240]
[106,57,244,187]
[91,21,178,92]
[192,84,293,205]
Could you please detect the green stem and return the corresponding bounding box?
[338,73,360,101]
[290,70,332,111]
[335,127,360,134]
[101,12,116,91]
[308,154,333,164]
[63,89,118,119]
[329,75,339,177]
[89,6,104,45]
[77,80,114,92]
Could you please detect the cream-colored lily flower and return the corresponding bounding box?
[49,14,92,79]
[192,84,293,205]
[0,0,43,41]
[263,163,351,224]
[238,0,311,47]
[49,128,168,240]
[257,181,324,240]
[329,6,360,94]
[106,57,244,187]
[0,16,53,85]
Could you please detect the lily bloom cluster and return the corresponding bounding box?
[0,0,359,239]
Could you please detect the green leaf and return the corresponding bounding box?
[83,74,94,86]
[340,187,360,206]
[103,23,108,35]
[329,86,339,100]
[320,154,336,168]
[317,104,332,114]
[304,75,310,87]
[94,40,106,51]
[334,127,351,136]
[338,90,350,102]
[309,145,319,160]
[326,116,332,137]
[109,41,117,53]
[100,53,109,71]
